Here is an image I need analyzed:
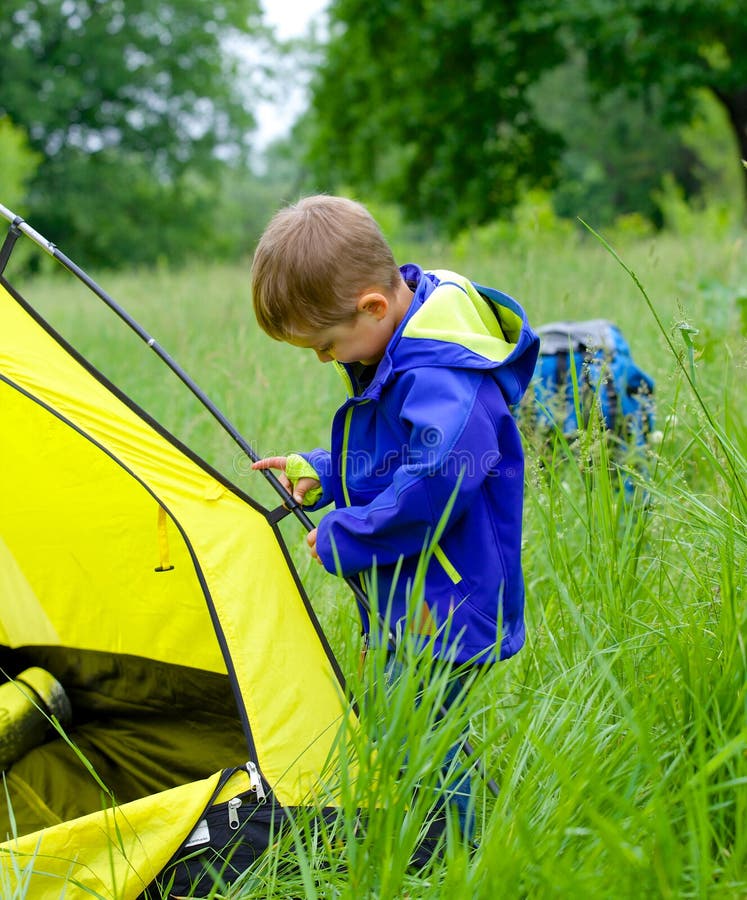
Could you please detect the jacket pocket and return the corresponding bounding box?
[433,541,462,584]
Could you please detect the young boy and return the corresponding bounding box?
[251,195,538,838]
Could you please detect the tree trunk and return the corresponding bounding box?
[713,85,747,214]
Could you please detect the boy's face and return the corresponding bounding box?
[288,313,390,366]
[288,290,404,366]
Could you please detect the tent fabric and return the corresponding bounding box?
[0,274,354,895]
[2,769,230,898]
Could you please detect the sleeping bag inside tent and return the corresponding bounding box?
[0,217,353,897]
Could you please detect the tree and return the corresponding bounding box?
[304,0,566,234]
[557,0,747,206]
[304,0,746,233]
[528,57,709,228]
[0,0,265,266]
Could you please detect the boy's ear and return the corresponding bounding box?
[357,291,389,320]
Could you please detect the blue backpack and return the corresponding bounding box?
[522,319,655,451]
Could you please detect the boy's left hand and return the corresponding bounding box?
[307,528,321,564]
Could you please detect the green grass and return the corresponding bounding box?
[6,213,747,897]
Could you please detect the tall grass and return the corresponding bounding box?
[6,213,746,897]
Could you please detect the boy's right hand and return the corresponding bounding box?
[251,456,321,506]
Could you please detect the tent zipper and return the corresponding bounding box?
[227,796,242,829]
[247,759,267,802]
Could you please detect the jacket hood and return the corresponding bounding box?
[382,266,539,406]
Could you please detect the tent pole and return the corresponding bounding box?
[0,205,499,799]
[0,206,382,625]
[0,207,309,516]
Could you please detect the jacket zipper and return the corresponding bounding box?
[339,399,371,507]
[340,406,355,506]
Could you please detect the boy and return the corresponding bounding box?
[251,195,538,838]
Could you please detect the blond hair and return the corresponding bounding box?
[251,195,402,340]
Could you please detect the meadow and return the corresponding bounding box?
[7,209,747,898]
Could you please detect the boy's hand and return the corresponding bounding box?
[307,528,321,564]
[251,456,321,506]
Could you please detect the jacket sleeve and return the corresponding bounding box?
[315,367,512,576]
[298,447,335,511]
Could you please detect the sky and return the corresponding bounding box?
[254,0,329,147]
[263,0,328,41]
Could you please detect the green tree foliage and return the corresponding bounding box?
[557,0,747,203]
[0,0,264,267]
[0,118,41,210]
[305,0,746,232]
[529,58,705,228]
[305,0,566,234]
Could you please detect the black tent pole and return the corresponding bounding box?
[0,204,500,798]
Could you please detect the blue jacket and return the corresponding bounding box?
[304,265,539,664]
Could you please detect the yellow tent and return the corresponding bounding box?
[0,208,352,897]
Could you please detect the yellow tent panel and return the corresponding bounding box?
[3,772,226,899]
[0,241,355,896]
